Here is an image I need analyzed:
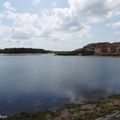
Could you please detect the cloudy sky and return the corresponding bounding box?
[0,0,120,50]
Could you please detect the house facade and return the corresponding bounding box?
[83,42,120,55]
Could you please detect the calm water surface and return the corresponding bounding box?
[0,55,120,114]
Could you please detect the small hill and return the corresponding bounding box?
[74,42,120,55]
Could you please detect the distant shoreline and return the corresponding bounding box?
[0,53,48,55]
[0,53,120,57]
[0,42,120,56]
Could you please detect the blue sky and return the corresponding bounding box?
[0,0,120,50]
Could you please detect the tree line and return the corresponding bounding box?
[0,48,52,54]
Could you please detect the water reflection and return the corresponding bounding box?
[0,55,120,114]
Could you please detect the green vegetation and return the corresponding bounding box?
[0,48,52,54]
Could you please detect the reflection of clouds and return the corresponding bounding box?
[64,87,110,103]
[56,78,120,103]
[109,77,120,90]
[0,56,120,114]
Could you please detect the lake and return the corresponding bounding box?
[0,55,120,115]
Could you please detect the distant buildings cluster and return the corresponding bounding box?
[83,42,120,55]
[55,42,120,56]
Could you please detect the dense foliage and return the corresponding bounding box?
[0,48,52,54]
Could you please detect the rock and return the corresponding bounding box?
[61,109,72,119]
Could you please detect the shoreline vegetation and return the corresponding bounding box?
[0,48,52,54]
[1,95,120,120]
[0,42,120,56]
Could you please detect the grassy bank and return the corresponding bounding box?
[1,95,120,120]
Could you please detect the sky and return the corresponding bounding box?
[0,0,120,50]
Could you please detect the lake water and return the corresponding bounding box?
[0,55,120,114]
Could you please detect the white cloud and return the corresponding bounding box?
[0,24,10,37]
[114,31,120,35]
[32,0,41,5]
[112,21,120,35]
[1,0,120,49]
[0,12,40,41]
[68,0,120,23]
[37,0,120,41]
[4,1,15,11]
[112,21,120,29]
[46,0,120,33]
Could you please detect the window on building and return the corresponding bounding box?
[111,48,117,52]
[101,48,107,53]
